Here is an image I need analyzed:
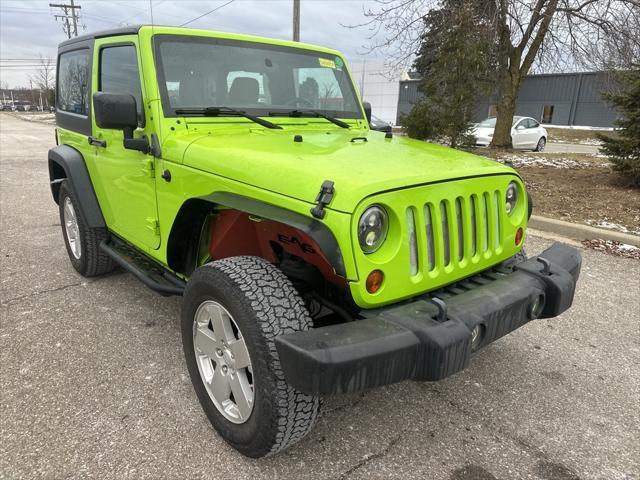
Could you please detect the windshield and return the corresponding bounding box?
[477,117,496,128]
[154,35,362,119]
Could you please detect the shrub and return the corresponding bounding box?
[599,68,640,186]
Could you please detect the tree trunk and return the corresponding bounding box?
[491,70,520,148]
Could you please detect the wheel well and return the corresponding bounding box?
[166,199,214,277]
[49,159,67,204]
[166,200,347,287]
[168,200,357,322]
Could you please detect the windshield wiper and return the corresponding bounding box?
[270,109,350,129]
[174,106,282,129]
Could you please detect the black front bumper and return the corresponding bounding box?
[275,243,581,395]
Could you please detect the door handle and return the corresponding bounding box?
[88,136,107,148]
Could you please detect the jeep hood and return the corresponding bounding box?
[181,129,513,213]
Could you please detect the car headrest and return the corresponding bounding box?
[179,71,204,107]
[227,77,259,105]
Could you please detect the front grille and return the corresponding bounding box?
[407,189,504,276]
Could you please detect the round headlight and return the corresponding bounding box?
[358,205,388,253]
[505,182,518,215]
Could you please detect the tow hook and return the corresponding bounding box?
[429,297,448,322]
[537,257,551,275]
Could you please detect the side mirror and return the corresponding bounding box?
[362,101,372,124]
[93,92,149,153]
[516,124,525,130]
[93,92,138,130]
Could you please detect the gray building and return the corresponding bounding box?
[397,71,619,127]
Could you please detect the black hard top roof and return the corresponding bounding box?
[59,25,142,48]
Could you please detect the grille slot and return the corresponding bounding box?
[493,190,501,248]
[455,198,464,262]
[470,195,477,256]
[424,204,435,271]
[406,207,419,276]
[482,193,490,252]
[440,201,450,266]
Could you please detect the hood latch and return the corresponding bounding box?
[310,180,335,219]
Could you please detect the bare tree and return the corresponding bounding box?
[351,0,640,147]
[30,55,55,107]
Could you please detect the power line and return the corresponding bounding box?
[49,0,82,39]
[1,6,119,25]
[180,0,235,27]
[119,0,167,25]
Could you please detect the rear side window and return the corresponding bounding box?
[100,45,144,122]
[58,49,90,115]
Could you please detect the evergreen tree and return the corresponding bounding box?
[402,1,496,148]
[599,69,640,186]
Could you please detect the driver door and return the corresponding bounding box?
[89,37,160,250]
[512,119,528,149]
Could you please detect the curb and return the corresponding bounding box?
[529,215,640,247]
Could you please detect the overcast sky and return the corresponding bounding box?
[0,0,386,87]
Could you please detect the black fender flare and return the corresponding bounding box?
[167,192,346,278]
[48,145,105,228]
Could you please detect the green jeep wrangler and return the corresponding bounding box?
[49,25,581,457]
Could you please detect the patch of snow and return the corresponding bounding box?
[13,112,55,125]
[586,219,640,236]
[541,124,615,131]
[582,239,640,259]
[549,139,603,146]
[493,153,608,169]
[586,219,629,233]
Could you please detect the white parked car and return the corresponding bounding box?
[472,116,547,151]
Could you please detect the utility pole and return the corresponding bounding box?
[292,0,300,41]
[50,0,81,39]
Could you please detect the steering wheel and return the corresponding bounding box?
[284,97,314,107]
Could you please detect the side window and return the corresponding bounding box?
[529,119,540,128]
[100,45,144,122]
[58,49,90,115]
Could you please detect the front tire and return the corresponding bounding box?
[58,180,114,277]
[535,137,546,152]
[181,256,321,458]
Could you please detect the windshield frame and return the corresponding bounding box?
[152,34,364,120]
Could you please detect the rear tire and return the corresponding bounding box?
[58,180,114,277]
[181,256,321,458]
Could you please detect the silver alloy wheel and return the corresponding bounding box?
[63,196,81,260]
[537,137,546,152]
[193,300,254,424]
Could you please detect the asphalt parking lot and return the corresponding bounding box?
[1,113,639,480]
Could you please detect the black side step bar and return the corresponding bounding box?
[100,240,185,296]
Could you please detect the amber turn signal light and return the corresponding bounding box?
[366,270,384,294]
[515,227,524,245]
